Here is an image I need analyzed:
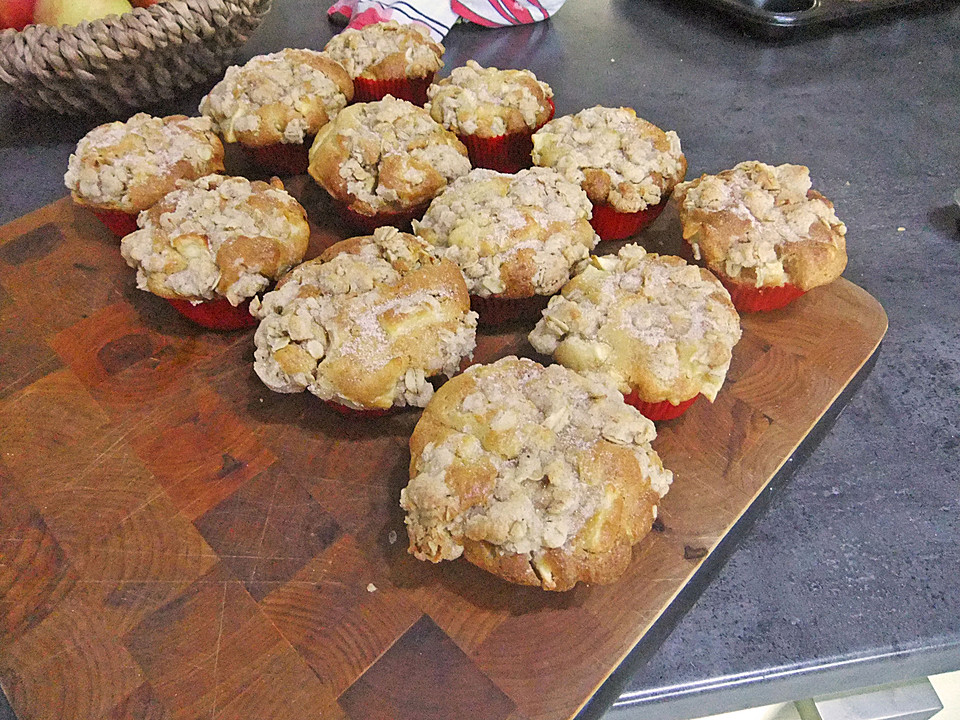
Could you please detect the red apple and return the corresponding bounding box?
[0,0,36,30]
[34,0,132,26]
[131,0,161,6]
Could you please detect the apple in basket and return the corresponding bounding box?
[0,0,36,30]
[33,0,132,25]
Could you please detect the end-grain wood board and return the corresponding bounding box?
[0,190,886,720]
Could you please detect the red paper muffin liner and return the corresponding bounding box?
[337,200,430,233]
[324,400,393,418]
[461,98,556,174]
[623,390,699,421]
[718,277,807,313]
[353,73,435,106]
[590,197,668,242]
[91,208,139,238]
[471,294,550,327]
[166,297,259,331]
[244,141,311,176]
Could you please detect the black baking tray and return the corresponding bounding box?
[698,0,952,38]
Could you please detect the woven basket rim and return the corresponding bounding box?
[0,0,272,115]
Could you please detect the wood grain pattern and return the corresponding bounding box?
[0,195,887,720]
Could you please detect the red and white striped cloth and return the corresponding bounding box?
[328,0,567,41]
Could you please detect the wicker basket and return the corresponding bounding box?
[0,0,272,116]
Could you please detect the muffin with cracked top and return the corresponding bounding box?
[414,166,599,325]
[529,244,741,421]
[65,113,224,238]
[308,95,471,232]
[674,161,847,313]
[251,226,478,415]
[401,355,673,591]
[120,174,310,330]
[532,106,686,241]
[324,20,443,105]
[199,48,353,175]
[425,60,555,173]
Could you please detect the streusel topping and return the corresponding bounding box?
[120,175,309,305]
[64,113,224,213]
[199,49,353,146]
[529,245,741,403]
[414,167,598,298]
[675,161,847,288]
[402,356,672,563]
[426,60,554,137]
[532,106,686,213]
[324,21,443,80]
[308,96,471,215]
[252,227,477,410]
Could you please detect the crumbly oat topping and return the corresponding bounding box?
[414,167,598,298]
[199,49,353,146]
[251,227,477,410]
[324,20,443,80]
[64,113,224,213]
[425,60,554,137]
[402,356,672,565]
[532,106,686,213]
[120,175,309,305]
[308,96,471,216]
[529,245,741,403]
[674,161,847,289]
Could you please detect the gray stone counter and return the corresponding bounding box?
[1,1,958,718]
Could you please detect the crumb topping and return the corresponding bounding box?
[308,96,471,216]
[414,167,599,298]
[324,20,444,80]
[532,106,686,213]
[199,49,353,147]
[64,113,224,213]
[251,227,477,410]
[529,245,741,403]
[425,60,554,137]
[675,161,847,288]
[120,175,309,305]
[401,356,672,563]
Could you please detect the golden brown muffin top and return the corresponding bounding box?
[199,49,353,147]
[401,356,672,591]
[674,161,848,290]
[308,96,471,216]
[120,175,309,305]
[532,106,686,213]
[252,226,477,410]
[426,60,554,138]
[324,21,443,81]
[529,245,741,405]
[414,167,598,298]
[64,113,224,214]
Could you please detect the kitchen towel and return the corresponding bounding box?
[328,0,567,41]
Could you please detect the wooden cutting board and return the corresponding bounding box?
[0,190,886,720]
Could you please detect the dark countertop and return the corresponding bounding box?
[1,1,958,718]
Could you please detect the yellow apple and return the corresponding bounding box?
[34,0,132,26]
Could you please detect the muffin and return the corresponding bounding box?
[324,20,443,105]
[532,106,686,241]
[674,161,848,313]
[529,244,741,421]
[308,96,471,232]
[199,48,353,175]
[251,226,478,414]
[64,113,224,238]
[401,356,673,591]
[414,167,599,325]
[425,60,555,173]
[120,175,310,330]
